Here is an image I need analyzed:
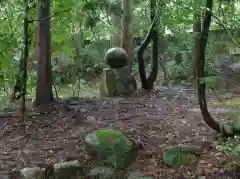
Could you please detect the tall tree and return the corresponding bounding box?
[110,0,122,47]
[196,0,221,132]
[121,0,133,72]
[192,10,202,79]
[35,0,53,106]
[137,0,159,90]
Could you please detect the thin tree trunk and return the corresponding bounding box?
[35,0,53,106]
[121,0,133,72]
[147,0,159,88]
[137,0,159,90]
[20,0,29,122]
[192,13,201,79]
[196,0,221,132]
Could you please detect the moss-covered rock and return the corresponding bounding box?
[54,160,84,179]
[88,167,117,179]
[163,146,197,167]
[127,171,153,179]
[85,129,136,169]
[105,47,128,69]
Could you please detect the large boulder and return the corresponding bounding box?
[85,129,136,169]
[105,47,128,69]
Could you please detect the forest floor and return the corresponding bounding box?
[0,86,240,178]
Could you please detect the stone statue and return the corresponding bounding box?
[99,47,137,97]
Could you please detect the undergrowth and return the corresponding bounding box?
[217,136,240,172]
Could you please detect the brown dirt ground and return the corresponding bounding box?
[0,87,239,178]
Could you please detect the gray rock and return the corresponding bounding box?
[88,167,117,179]
[54,160,84,179]
[20,167,43,179]
[128,171,153,179]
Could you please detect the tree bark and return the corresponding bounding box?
[137,0,159,90]
[121,0,133,72]
[19,0,29,122]
[196,0,221,132]
[110,0,122,47]
[192,11,201,79]
[147,0,159,89]
[35,0,53,106]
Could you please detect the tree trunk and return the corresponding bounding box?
[196,0,221,132]
[137,0,159,90]
[110,0,122,47]
[121,0,133,72]
[19,0,29,122]
[35,0,53,106]
[192,13,201,79]
[147,0,159,89]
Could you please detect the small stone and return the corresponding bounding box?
[54,160,84,179]
[20,167,43,178]
[79,108,88,113]
[127,171,153,179]
[207,163,213,167]
[86,116,97,121]
[197,176,207,179]
[88,167,117,179]
[195,167,205,176]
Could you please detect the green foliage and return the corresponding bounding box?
[27,71,37,96]
[168,60,190,82]
[217,136,240,155]
[79,40,109,73]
